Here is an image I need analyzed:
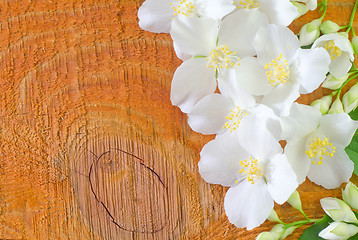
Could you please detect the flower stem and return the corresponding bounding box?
[346,0,358,35]
[284,218,321,229]
[319,0,328,20]
[300,210,310,221]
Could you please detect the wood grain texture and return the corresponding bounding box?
[0,0,357,239]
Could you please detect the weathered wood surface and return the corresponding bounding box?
[0,0,357,239]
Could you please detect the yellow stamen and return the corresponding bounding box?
[207,45,240,72]
[222,106,248,132]
[233,0,259,9]
[306,136,336,166]
[324,40,343,60]
[238,156,263,184]
[265,53,290,87]
[171,0,197,17]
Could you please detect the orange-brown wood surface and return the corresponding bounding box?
[0,1,358,239]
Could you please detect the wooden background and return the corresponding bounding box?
[0,0,357,239]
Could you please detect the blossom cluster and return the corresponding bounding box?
[138,0,358,234]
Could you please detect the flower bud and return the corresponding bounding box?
[342,182,358,210]
[311,95,332,115]
[328,98,344,114]
[281,226,298,239]
[304,0,318,10]
[256,224,285,240]
[320,197,358,223]
[267,209,281,223]
[319,222,358,240]
[256,232,279,240]
[291,2,309,18]
[287,191,303,212]
[271,224,285,235]
[352,35,358,54]
[342,84,358,113]
[319,21,340,34]
[322,74,349,90]
[299,19,321,46]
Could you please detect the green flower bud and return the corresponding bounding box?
[291,2,309,18]
[352,35,358,54]
[267,209,281,223]
[299,19,321,46]
[311,95,332,115]
[328,98,344,114]
[319,20,340,34]
[342,83,358,113]
[322,74,349,90]
[287,191,303,212]
[280,226,298,240]
[319,222,358,240]
[271,224,285,235]
[256,224,285,240]
[342,182,358,210]
[321,197,358,223]
[256,232,279,240]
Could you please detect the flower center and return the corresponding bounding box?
[222,106,248,132]
[170,0,197,17]
[305,136,336,165]
[206,45,240,72]
[233,0,259,9]
[237,157,263,184]
[324,40,342,60]
[265,54,290,87]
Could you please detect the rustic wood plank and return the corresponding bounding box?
[0,0,357,239]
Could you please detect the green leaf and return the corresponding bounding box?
[345,130,358,176]
[349,108,358,120]
[299,215,333,240]
[345,110,358,176]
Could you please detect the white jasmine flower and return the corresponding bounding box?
[312,33,354,79]
[234,24,330,116]
[232,0,298,26]
[319,222,358,240]
[281,103,357,189]
[199,118,297,230]
[187,70,280,138]
[170,10,268,113]
[342,182,358,210]
[138,0,235,33]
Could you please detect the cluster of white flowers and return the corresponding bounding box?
[138,0,358,232]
